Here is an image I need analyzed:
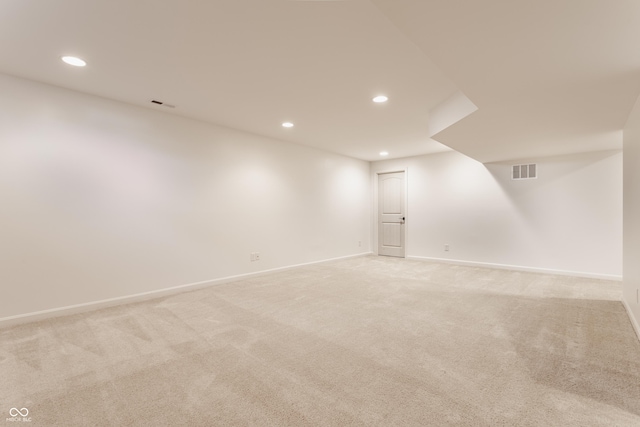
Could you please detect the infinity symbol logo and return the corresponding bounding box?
[9,408,28,417]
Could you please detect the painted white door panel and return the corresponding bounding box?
[378,171,405,257]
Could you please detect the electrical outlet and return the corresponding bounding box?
[444,244,449,252]
[255,252,260,261]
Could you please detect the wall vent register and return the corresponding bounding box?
[512,163,537,180]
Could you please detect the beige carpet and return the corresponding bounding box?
[1,256,639,426]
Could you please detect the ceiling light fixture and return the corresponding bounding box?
[282,122,294,128]
[373,95,388,103]
[61,56,87,67]
[380,151,389,156]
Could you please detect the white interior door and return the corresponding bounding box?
[378,171,405,257]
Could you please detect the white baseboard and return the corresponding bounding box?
[0,252,373,329]
[406,256,622,281]
[622,298,640,343]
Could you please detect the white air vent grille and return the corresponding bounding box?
[512,164,537,180]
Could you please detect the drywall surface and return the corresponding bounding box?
[371,149,622,278]
[0,73,370,319]
[623,94,640,338]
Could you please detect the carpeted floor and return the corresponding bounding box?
[1,256,639,426]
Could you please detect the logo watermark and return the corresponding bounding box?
[6,408,31,423]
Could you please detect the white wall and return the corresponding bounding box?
[0,73,371,320]
[623,94,640,337]
[371,149,622,279]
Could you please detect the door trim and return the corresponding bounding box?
[374,168,408,257]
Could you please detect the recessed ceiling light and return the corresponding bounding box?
[61,56,87,67]
[282,122,294,128]
[373,95,388,103]
[380,151,389,156]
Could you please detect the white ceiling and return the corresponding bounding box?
[1,0,640,163]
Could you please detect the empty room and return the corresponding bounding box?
[1,0,640,426]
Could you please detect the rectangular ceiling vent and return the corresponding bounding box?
[512,163,537,180]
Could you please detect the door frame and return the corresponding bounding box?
[374,168,408,257]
